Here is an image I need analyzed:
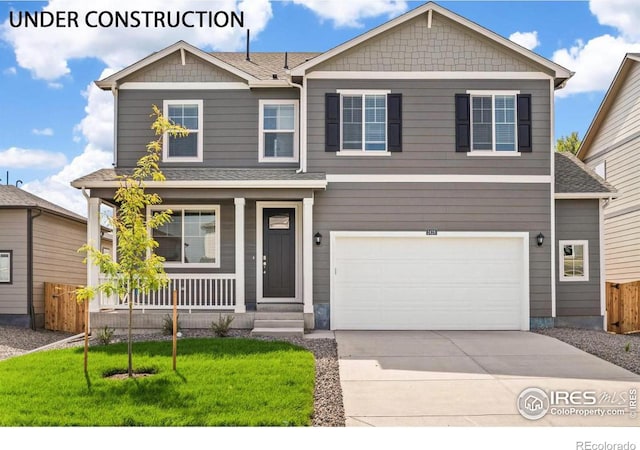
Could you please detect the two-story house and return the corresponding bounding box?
[72,2,615,334]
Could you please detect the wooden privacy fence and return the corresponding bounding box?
[606,281,640,334]
[44,282,85,334]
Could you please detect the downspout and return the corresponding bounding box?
[27,208,43,330]
[111,85,118,167]
[288,78,307,173]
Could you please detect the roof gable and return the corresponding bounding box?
[0,185,87,222]
[96,41,256,89]
[290,2,572,84]
[577,54,640,160]
[554,152,616,196]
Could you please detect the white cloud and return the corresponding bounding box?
[2,0,273,81]
[290,0,407,27]
[3,66,16,75]
[509,31,539,51]
[590,0,640,39]
[553,35,640,98]
[47,82,63,89]
[23,69,115,216]
[32,127,54,136]
[0,147,67,168]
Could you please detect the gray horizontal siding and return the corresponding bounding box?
[32,213,89,318]
[307,79,551,175]
[117,88,299,169]
[0,210,27,315]
[314,182,552,317]
[555,199,601,316]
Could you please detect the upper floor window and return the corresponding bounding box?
[259,100,299,163]
[339,90,390,153]
[163,100,203,162]
[455,91,531,154]
[470,91,518,152]
[151,205,220,268]
[559,240,589,282]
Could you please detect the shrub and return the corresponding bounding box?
[211,315,234,337]
[96,326,115,345]
[162,314,182,336]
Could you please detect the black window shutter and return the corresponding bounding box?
[517,94,532,153]
[455,94,470,152]
[325,93,340,152]
[387,93,402,152]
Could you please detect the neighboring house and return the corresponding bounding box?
[0,185,111,328]
[577,53,640,284]
[72,1,615,332]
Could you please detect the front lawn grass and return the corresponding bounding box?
[0,338,315,426]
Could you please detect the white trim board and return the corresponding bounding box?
[555,192,618,199]
[326,174,551,183]
[306,71,553,80]
[72,179,328,189]
[120,82,249,90]
[256,201,303,304]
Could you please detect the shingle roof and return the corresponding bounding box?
[72,168,326,186]
[555,151,616,194]
[0,185,86,221]
[211,52,321,80]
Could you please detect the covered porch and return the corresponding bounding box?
[72,168,327,331]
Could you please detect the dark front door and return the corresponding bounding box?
[263,208,296,298]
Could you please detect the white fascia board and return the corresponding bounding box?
[72,180,328,189]
[307,71,552,80]
[291,2,571,80]
[326,174,551,183]
[119,82,249,90]
[95,40,255,89]
[554,192,619,199]
[248,80,291,88]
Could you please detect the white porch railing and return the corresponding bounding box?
[98,273,236,310]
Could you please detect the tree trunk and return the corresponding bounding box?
[128,298,133,377]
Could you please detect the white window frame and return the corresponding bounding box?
[467,90,519,154]
[0,251,11,284]
[162,99,204,163]
[559,240,589,282]
[149,204,221,268]
[337,89,391,155]
[258,99,299,163]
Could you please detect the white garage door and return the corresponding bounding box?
[331,232,529,330]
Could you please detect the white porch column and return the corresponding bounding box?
[302,197,314,314]
[86,197,101,312]
[234,198,246,313]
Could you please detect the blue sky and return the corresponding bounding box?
[1,0,639,215]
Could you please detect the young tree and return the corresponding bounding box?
[77,105,188,377]
[556,131,581,155]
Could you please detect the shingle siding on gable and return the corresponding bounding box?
[313,13,549,73]
[121,51,244,83]
[307,78,551,175]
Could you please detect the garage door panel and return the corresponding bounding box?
[331,234,528,330]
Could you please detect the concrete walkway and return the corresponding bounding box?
[336,331,640,426]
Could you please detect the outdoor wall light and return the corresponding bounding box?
[314,232,322,246]
[536,232,545,247]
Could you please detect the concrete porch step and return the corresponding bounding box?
[256,303,303,312]
[254,312,304,320]
[250,327,304,338]
[253,319,304,329]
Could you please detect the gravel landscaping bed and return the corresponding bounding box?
[535,327,640,375]
[0,326,345,427]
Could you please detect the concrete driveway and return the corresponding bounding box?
[336,331,640,426]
